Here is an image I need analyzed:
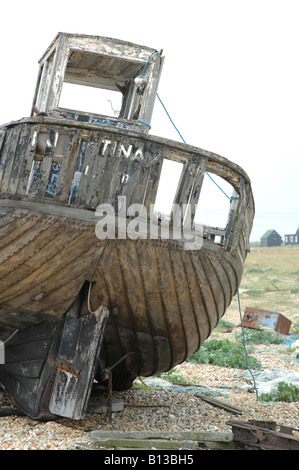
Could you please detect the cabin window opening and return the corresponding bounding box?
[58,82,123,118]
[67,140,89,204]
[194,173,235,231]
[153,159,184,220]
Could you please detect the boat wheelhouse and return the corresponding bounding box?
[0,33,254,420]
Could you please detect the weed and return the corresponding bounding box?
[186,338,261,370]
[154,366,190,384]
[260,382,299,403]
[235,327,283,345]
[291,321,299,334]
[246,289,262,297]
[214,319,235,332]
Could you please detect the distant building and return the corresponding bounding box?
[285,226,299,245]
[260,230,282,247]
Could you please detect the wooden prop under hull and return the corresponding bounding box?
[0,296,108,420]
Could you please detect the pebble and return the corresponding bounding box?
[0,328,298,449]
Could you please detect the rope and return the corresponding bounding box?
[141,51,159,77]
[136,119,151,129]
[156,93,239,202]
[3,329,19,344]
[205,171,239,202]
[156,93,187,144]
[237,290,260,400]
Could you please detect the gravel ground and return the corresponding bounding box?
[0,314,298,450]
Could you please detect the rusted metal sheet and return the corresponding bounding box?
[227,420,299,450]
[243,307,292,335]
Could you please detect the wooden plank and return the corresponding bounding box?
[190,252,218,333]
[195,394,244,414]
[84,132,110,209]
[0,320,60,418]
[0,129,6,154]
[53,128,79,202]
[7,124,32,196]
[114,240,155,376]
[45,34,68,111]
[0,213,46,256]
[35,127,57,199]
[180,250,211,344]
[0,127,21,189]
[138,142,164,211]
[49,307,109,420]
[224,189,239,250]
[135,240,169,337]
[95,137,120,206]
[87,430,236,450]
[105,140,132,207]
[206,251,231,310]
[229,176,245,255]
[119,141,143,207]
[0,210,31,242]
[200,251,225,322]
[89,429,234,442]
[95,242,134,330]
[0,221,87,299]
[172,155,207,228]
[168,246,200,356]
[154,240,188,366]
[219,254,238,297]
[0,217,68,280]
[0,228,97,306]
[16,124,41,196]
[90,437,200,450]
[75,132,102,207]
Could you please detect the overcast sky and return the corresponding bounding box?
[1,0,298,242]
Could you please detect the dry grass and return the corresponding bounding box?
[224,245,299,331]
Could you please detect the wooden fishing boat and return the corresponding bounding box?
[0,33,254,420]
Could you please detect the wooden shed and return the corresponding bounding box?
[260,229,282,247]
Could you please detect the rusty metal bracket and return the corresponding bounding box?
[48,356,80,378]
[243,307,292,335]
[227,420,299,450]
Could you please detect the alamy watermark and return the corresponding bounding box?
[95,196,203,250]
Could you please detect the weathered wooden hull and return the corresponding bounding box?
[92,236,243,390]
[0,117,254,416]
[0,201,107,338]
[0,198,243,392]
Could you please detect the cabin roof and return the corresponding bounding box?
[261,229,281,239]
[39,32,160,91]
[33,32,164,130]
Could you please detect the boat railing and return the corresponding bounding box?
[0,117,254,253]
[53,107,150,133]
